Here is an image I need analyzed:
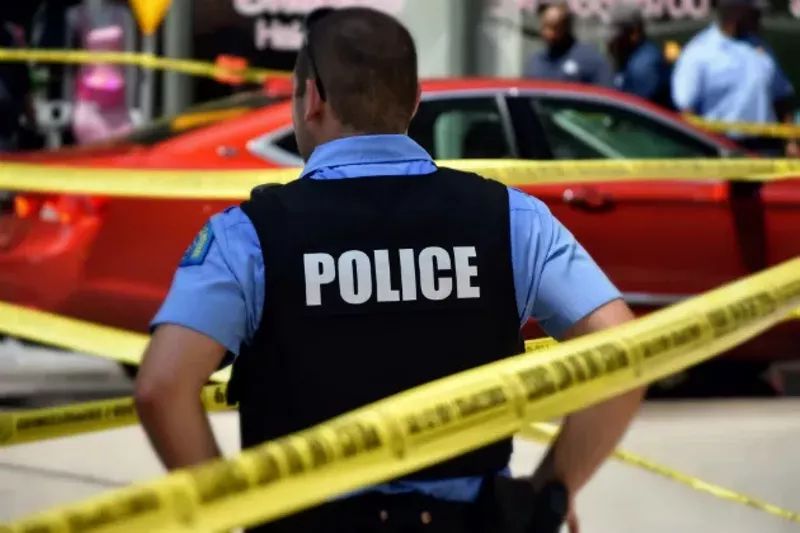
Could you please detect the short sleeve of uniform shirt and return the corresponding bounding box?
[506,188,620,337]
[151,206,264,357]
[151,191,621,360]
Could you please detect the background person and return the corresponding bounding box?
[671,0,799,156]
[605,2,674,110]
[525,1,614,87]
[135,7,644,533]
[0,16,37,152]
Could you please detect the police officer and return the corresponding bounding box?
[135,7,644,533]
[605,2,674,110]
[671,0,798,156]
[525,1,614,87]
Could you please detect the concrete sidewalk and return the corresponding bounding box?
[2,400,799,532]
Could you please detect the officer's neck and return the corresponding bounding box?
[719,21,744,39]
[315,125,403,146]
[547,35,576,58]
[619,36,644,64]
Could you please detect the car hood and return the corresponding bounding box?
[0,140,147,166]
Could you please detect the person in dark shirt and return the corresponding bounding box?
[524,1,613,87]
[605,2,673,109]
[0,19,35,151]
[672,0,797,156]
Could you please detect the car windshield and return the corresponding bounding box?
[123,91,288,146]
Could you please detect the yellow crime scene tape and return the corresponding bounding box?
[685,115,800,140]
[0,384,231,448]
[3,255,800,533]
[2,47,798,138]
[2,47,797,139]
[0,340,556,448]
[0,295,795,444]
[0,48,289,84]
[0,301,231,383]
[520,423,800,523]
[4,357,799,525]
[1,158,800,201]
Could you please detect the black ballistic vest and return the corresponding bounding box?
[229,167,524,481]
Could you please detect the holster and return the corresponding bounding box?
[476,476,569,533]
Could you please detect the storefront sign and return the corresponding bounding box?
[492,0,800,20]
[232,0,406,51]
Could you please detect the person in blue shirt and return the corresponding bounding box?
[671,0,799,156]
[604,2,674,110]
[134,6,644,533]
[525,1,614,87]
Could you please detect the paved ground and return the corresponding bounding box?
[2,399,800,531]
[2,342,799,530]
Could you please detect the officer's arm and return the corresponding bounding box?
[137,324,227,469]
[765,48,798,153]
[511,193,643,498]
[771,64,796,123]
[135,211,262,471]
[530,300,644,497]
[625,52,662,101]
[670,45,702,113]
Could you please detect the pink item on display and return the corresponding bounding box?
[72,5,133,144]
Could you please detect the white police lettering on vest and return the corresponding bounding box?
[304,246,481,306]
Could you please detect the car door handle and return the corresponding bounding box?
[217,145,239,157]
[563,187,615,212]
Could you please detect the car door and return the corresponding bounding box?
[504,91,749,308]
[756,178,800,362]
[761,180,800,268]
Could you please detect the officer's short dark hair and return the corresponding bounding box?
[538,1,574,29]
[717,0,766,21]
[294,7,419,134]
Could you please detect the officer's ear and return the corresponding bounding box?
[411,83,422,119]
[304,78,324,122]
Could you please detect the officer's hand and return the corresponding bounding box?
[785,140,800,158]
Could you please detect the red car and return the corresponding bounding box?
[2,78,798,394]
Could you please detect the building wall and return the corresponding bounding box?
[15,0,800,110]
[476,0,800,83]
[190,0,471,104]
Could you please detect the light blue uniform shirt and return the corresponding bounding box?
[671,24,794,129]
[152,134,621,502]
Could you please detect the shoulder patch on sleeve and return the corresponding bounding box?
[180,223,215,267]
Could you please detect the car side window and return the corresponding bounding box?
[530,97,720,160]
[248,128,305,167]
[249,96,514,164]
[408,97,513,159]
[273,131,300,156]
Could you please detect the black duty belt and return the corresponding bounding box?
[246,476,569,533]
